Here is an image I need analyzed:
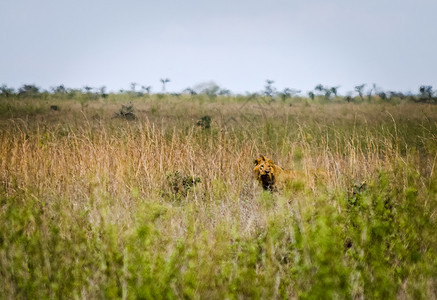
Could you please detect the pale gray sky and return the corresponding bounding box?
[1,0,436,94]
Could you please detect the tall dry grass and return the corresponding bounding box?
[1,96,437,298]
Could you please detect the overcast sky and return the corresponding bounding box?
[1,0,436,94]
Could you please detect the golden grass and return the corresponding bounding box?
[1,96,437,298]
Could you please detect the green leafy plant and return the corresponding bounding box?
[196,115,212,129]
[114,103,136,120]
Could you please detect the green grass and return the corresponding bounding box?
[1,95,437,298]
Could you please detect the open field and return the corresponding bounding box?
[1,95,437,298]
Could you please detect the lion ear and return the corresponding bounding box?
[260,154,266,160]
[254,158,262,165]
[268,159,274,165]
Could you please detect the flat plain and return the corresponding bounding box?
[1,94,436,298]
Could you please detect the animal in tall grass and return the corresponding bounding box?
[253,155,300,191]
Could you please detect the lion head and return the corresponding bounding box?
[253,155,277,190]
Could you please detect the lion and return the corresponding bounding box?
[253,155,300,191]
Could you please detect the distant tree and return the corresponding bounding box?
[183,88,197,95]
[419,85,433,99]
[192,81,226,98]
[314,84,338,100]
[65,88,80,98]
[308,91,315,100]
[203,84,220,97]
[160,78,170,92]
[18,84,40,97]
[387,91,406,99]
[81,86,100,100]
[280,89,290,102]
[264,80,276,98]
[130,82,137,92]
[369,84,387,100]
[141,85,151,94]
[314,84,328,99]
[366,83,377,101]
[99,86,108,98]
[314,84,324,93]
[354,84,366,100]
[218,89,231,96]
[287,88,301,96]
[325,89,332,99]
[330,86,340,97]
[378,92,387,100]
[0,84,15,97]
[51,84,67,94]
[280,88,301,101]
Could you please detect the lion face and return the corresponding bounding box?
[253,155,276,190]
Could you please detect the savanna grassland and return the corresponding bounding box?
[1,94,437,299]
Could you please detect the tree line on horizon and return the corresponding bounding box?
[0,80,436,103]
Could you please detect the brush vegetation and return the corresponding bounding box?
[1,94,437,299]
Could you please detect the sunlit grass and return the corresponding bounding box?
[1,95,437,298]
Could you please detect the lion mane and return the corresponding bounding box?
[253,155,298,191]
